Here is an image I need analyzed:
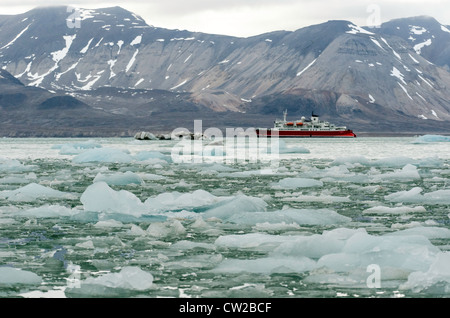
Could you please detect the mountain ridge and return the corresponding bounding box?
[0,6,449,136]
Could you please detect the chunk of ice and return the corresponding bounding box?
[401,252,450,293]
[0,158,36,172]
[212,256,316,274]
[146,219,186,238]
[144,189,226,212]
[52,140,102,155]
[80,182,146,216]
[273,177,323,189]
[203,195,268,220]
[371,164,421,182]
[93,171,144,185]
[19,204,78,218]
[387,226,450,239]
[227,208,351,226]
[386,187,450,204]
[73,148,134,163]
[0,183,75,202]
[412,135,450,143]
[134,151,172,163]
[0,267,42,285]
[80,266,153,291]
[363,205,427,215]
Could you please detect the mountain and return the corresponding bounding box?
[375,16,450,70]
[0,6,449,136]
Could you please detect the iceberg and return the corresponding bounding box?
[227,208,351,226]
[363,205,427,215]
[202,195,268,220]
[215,232,295,251]
[0,183,76,202]
[146,219,186,238]
[386,226,450,240]
[0,158,36,173]
[212,256,316,274]
[370,164,421,182]
[80,181,146,216]
[401,252,450,293]
[0,267,42,285]
[412,135,450,143]
[331,156,441,169]
[52,140,102,155]
[273,177,323,189]
[93,171,144,185]
[144,189,227,212]
[134,151,172,163]
[19,204,78,218]
[76,266,153,291]
[386,187,450,204]
[73,148,134,163]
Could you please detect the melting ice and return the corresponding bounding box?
[0,136,450,298]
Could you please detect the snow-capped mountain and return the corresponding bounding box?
[0,6,449,135]
[376,16,450,70]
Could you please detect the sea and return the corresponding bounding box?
[0,135,450,300]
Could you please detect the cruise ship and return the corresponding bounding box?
[256,110,357,138]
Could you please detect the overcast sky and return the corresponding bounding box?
[1,0,449,37]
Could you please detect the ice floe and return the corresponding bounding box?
[1,137,450,297]
[73,148,134,163]
[363,205,427,215]
[227,208,351,226]
[18,204,78,218]
[0,183,76,202]
[80,181,146,216]
[386,187,450,204]
[0,158,36,172]
[412,135,450,143]
[70,266,154,294]
[0,267,42,286]
[400,252,450,293]
[52,140,102,155]
[93,171,144,185]
[272,177,323,189]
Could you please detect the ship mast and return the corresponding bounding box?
[283,110,287,122]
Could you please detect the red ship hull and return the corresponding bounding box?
[256,129,357,138]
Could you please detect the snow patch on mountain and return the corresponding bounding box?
[346,24,374,35]
[414,39,432,54]
[0,23,32,50]
[390,67,407,85]
[370,37,385,50]
[130,35,142,46]
[80,38,94,54]
[51,35,76,63]
[441,25,450,33]
[171,79,188,90]
[108,59,117,78]
[134,78,145,87]
[409,54,420,63]
[126,49,139,72]
[397,82,413,100]
[409,25,427,35]
[117,40,124,54]
[296,59,316,77]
